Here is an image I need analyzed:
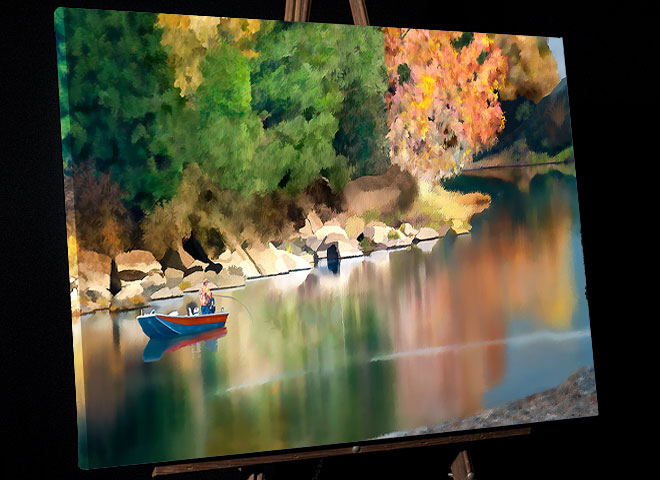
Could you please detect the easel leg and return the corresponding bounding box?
[284,0,312,22]
[450,450,475,480]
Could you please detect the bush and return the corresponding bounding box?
[72,164,137,256]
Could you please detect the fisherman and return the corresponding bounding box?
[198,279,215,314]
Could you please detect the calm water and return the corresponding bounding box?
[74,165,595,468]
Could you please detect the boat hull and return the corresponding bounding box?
[137,311,228,338]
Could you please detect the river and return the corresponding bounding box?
[73,164,595,468]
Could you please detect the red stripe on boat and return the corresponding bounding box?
[156,313,228,326]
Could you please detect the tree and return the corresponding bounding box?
[383,28,508,180]
[156,14,261,99]
[72,163,136,256]
[249,21,353,195]
[60,8,191,213]
[489,34,560,103]
[329,25,390,178]
[193,41,266,195]
[55,8,72,174]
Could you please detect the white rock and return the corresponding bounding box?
[400,223,419,237]
[415,227,440,242]
[314,225,349,241]
[217,248,261,279]
[111,281,147,310]
[140,273,166,290]
[248,243,290,276]
[280,250,313,271]
[114,250,162,281]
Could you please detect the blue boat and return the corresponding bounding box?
[137,308,229,339]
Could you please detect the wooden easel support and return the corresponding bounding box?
[450,449,476,480]
[284,0,311,22]
[152,427,530,476]
[284,0,370,25]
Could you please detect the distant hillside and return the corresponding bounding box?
[520,77,573,155]
[476,78,573,162]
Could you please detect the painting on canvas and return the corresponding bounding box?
[56,7,597,468]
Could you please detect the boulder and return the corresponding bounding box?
[415,227,441,242]
[79,287,112,312]
[314,225,349,241]
[317,238,363,260]
[180,270,219,291]
[335,240,363,258]
[298,210,323,237]
[344,216,366,240]
[363,222,413,248]
[363,223,394,245]
[150,286,182,300]
[114,250,162,281]
[164,267,185,288]
[385,230,414,248]
[111,281,148,311]
[77,249,112,291]
[400,223,419,237]
[307,210,324,233]
[305,236,323,252]
[214,269,247,289]
[248,243,290,276]
[217,248,261,279]
[140,272,166,294]
[280,250,314,271]
[278,240,306,256]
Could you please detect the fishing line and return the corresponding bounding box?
[213,294,254,324]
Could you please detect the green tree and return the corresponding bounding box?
[330,25,390,178]
[193,41,266,195]
[251,22,390,187]
[60,8,191,212]
[55,8,72,174]
[249,22,354,194]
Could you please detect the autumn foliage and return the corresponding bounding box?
[490,34,559,103]
[384,29,508,180]
[72,164,136,256]
[157,14,261,98]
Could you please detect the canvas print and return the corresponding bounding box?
[56,7,597,469]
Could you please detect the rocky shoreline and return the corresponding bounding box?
[72,212,462,315]
[376,365,598,439]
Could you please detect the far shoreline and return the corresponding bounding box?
[462,158,575,172]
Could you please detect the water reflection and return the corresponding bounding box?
[142,327,228,362]
[75,167,594,468]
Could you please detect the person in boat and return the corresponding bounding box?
[198,279,215,315]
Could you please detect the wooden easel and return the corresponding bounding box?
[150,2,531,478]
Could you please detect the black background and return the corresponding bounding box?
[4,1,627,478]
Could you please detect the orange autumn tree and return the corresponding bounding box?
[384,29,508,180]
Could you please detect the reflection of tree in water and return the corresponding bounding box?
[383,171,578,427]
[81,314,205,467]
